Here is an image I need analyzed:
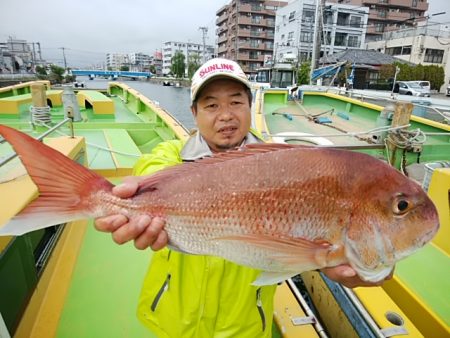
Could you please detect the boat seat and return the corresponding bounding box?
[77,90,114,115]
[0,90,63,114]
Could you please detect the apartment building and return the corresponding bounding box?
[327,0,429,41]
[216,0,287,74]
[274,0,369,64]
[128,52,151,72]
[106,53,130,70]
[162,41,215,76]
[367,24,450,93]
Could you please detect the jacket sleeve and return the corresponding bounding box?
[132,139,184,176]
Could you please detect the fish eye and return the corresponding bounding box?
[393,197,410,215]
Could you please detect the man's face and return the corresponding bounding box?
[192,78,251,153]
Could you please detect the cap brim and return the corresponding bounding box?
[192,74,250,102]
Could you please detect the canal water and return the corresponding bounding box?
[78,77,195,129]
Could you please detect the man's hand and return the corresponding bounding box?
[321,265,394,288]
[94,177,169,251]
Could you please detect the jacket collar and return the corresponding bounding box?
[181,130,262,161]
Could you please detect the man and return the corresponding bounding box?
[95,58,389,337]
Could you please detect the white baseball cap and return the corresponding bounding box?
[190,58,251,102]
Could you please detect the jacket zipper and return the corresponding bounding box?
[151,274,171,312]
[256,287,266,332]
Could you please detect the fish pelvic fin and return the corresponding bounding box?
[0,125,113,235]
[217,234,333,273]
[252,271,298,286]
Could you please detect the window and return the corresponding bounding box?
[375,23,384,32]
[337,13,349,26]
[335,33,347,46]
[424,49,444,63]
[412,0,418,7]
[302,10,315,23]
[288,31,294,40]
[300,31,313,43]
[289,11,296,22]
[350,16,362,28]
[348,36,359,47]
[378,10,387,18]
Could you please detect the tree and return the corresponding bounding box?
[296,62,310,85]
[35,65,48,80]
[188,53,201,79]
[149,65,156,74]
[379,64,395,80]
[49,64,65,84]
[171,51,185,78]
[120,65,129,71]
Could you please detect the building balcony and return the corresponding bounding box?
[239,43,272,51]
[218,45,228,54]
[238,52,265,62]
[366,26,384,34]
[238,3,275,16]
[218,35,228,44]
[237,17,275,27]
[216,5,228,16]
[216,14,228,25]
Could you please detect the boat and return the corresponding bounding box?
[0,80,449,338]
[252,85,450,338]
[0,80,189,337]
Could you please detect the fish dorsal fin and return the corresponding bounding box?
[137,143,306,193]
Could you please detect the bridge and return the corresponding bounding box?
[71,70,152,79]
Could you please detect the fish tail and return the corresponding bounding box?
[0,124,113,236]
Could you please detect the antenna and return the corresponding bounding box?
[199,26,208,63]
[59,47,68,70]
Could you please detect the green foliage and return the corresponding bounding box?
[379,64,395,80]
[35,65,48,80]
[188,53,201,79]
[149,65,156,74]
[120,65,130,71]
[171,51,186,78]
[394,62,445,90]
[297,61,310,85]
[49,64,65,84]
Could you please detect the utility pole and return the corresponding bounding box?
[37,42,42,61]
[60,47,67,70]
[199,26,208,63]
[309,0,325,84]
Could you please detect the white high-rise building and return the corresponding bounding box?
[274,0,369,64]
[162,41,215,76]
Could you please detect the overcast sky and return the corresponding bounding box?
[1,0,449,68]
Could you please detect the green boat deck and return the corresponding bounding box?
[56,219,155,337]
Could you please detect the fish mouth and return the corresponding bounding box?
[345,238,394,282]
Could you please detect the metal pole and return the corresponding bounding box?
[309,0,324,84]
[60,47,67,70]
[0,118,72,168]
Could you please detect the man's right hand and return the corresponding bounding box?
[94,177,169,251]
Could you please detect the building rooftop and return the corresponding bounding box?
[322,49,412,66]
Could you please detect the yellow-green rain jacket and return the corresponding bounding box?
[134,132,277,338]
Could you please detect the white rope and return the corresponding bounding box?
[30,106,51,125]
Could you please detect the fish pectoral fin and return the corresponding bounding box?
[217,234,331,270]
[252,271,298,286]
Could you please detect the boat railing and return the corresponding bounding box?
[333,89,450,125]
[0,117,74,168]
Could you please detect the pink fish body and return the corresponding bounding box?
[0,125,439,285]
